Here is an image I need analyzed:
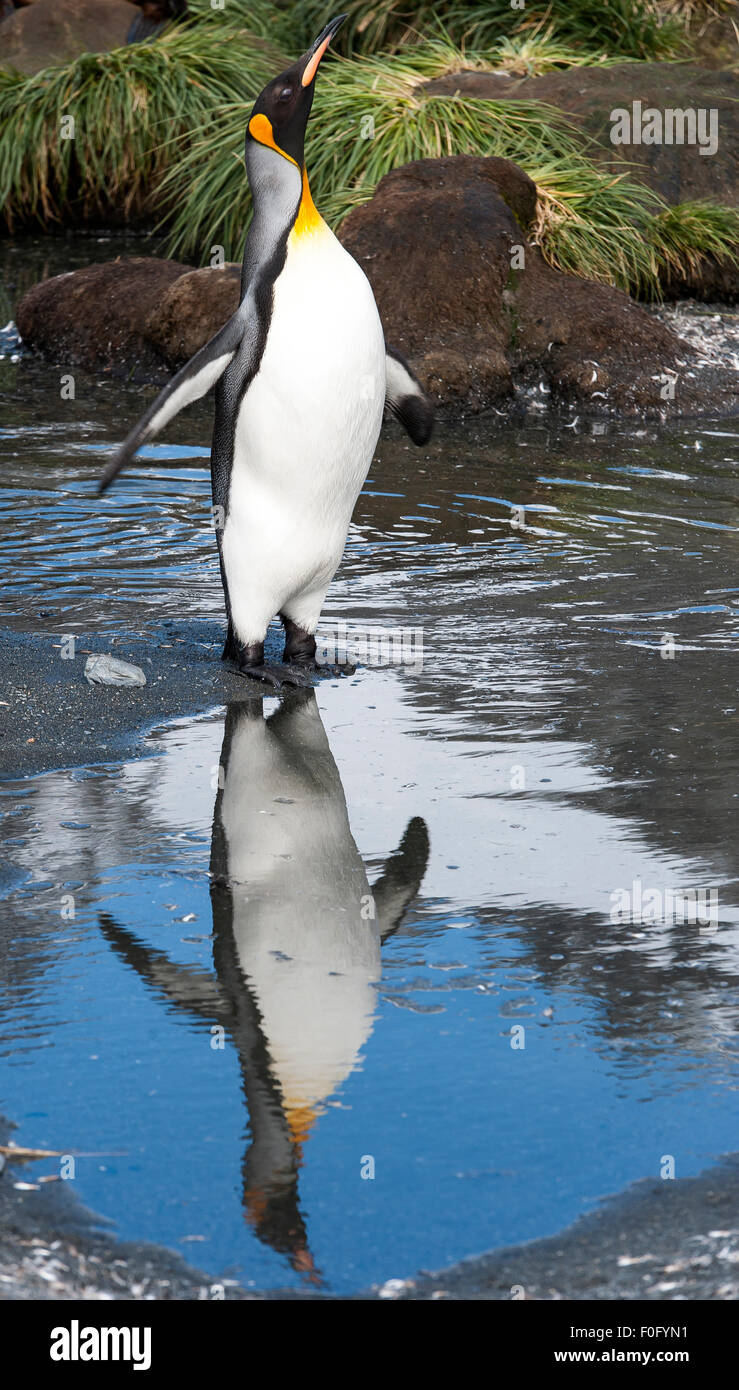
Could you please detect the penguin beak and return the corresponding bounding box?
[298,13,346,88]
[246,15,345,169]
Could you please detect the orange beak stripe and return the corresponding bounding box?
[301,34,332,88]
[248,113,299,167]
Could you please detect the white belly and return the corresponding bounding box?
[222,222,386,644]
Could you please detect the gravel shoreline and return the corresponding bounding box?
[0,623,269,781]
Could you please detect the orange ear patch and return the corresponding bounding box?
[248,113,299,167]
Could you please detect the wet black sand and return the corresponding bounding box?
[0,624,274,781]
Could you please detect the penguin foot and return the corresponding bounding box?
[280,622,356,679]
[313,660,357,678]
[237,662,313,689]
[283,653,356,678]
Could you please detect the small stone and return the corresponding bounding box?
[84,654,146,687]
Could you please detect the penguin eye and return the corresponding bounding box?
[277,85,293,103]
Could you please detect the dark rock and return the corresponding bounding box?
[657,255,738,303]
[341,158,532,409]
[144,264,241,368]
[0,0,136,75]
[339,155,736,417]
[424,65,737,208]
[126,0,188,47]
[423,64,738,300]
[14,168,738,417]
[16,257,195,377]
[513,252,674,412]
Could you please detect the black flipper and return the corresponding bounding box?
[98,312,246,495]
[384,345,434,446]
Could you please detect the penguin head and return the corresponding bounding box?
[246,14,345,171]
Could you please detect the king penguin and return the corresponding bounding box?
[98,14,433,686]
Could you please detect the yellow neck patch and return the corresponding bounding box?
[291,168,324,240]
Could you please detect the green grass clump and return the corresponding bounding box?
[287,0,684,60]
[646,200,739,281]
[653,0,737,26]
[526,160,662,293]
[0,7,735,301]
[160,36,696,297]
[185,0,294,42]
[0,23,286,230]
[488,33,620,76]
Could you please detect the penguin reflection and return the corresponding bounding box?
[99,692,428,1281]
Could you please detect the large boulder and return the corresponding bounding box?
[423,65,738,301]
[0,0,136,75]
[341,157,533,409]
[144,264,242,367]
[338,156,735,416]
[424,65,738,210]
[15,257,195,377]
[14,162,738,416]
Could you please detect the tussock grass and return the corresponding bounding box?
[161,37,735,298]
[646,200,739,280]
[489,33,620,76]
[0,24,286,230]
[186,0,294,42]
[529,161,663,293]
[288,0,683,60]
[653,0,737,26]
[0,10,735,300]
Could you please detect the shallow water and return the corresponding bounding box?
[1,238,738,1292]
